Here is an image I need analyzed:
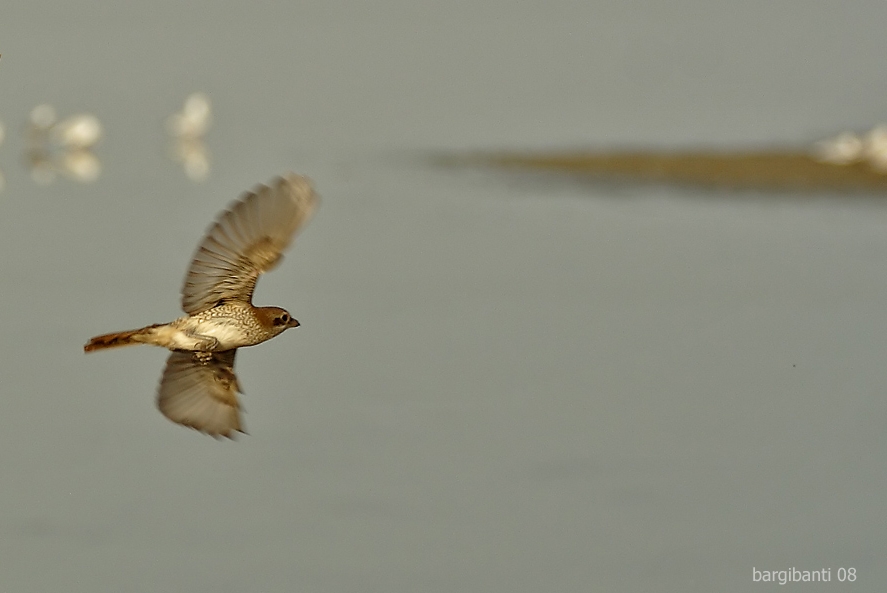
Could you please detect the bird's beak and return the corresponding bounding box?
[287,318,301,329]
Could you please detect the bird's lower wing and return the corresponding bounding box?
[157,350,244,438]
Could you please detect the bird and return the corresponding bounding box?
[84,173,319,438]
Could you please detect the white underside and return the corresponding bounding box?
[150,322,248,351]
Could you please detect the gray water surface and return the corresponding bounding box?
[1,2,886,592]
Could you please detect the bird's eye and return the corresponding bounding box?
[281,313,289,323]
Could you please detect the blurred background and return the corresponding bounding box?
[2,1,887,591]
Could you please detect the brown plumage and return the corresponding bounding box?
[84,174,318,438]
[84,325,161,352]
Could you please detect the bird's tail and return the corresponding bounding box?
[84,324,161,353]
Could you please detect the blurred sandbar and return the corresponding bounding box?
[441,150,887,192]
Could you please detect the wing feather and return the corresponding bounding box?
[181,174,318,314]
[156,350,244,438]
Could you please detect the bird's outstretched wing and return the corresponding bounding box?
[157,350,244,438]
[181,174,318,314]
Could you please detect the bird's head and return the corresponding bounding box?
[255,306,301,336]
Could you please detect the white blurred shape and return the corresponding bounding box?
[167,92,212,138]
[0,121,5,146]
[814,132,864,164]
[183,93,211,126]
[30,104,57,129]
[166,93,212,181]
[25,107,103,185]
[61,149,101,182]
[52,114,102,149]
[172,137,210,181]
[863,125,887,172]
[184,153,210,181]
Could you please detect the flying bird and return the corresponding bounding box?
[85,174,319,438]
